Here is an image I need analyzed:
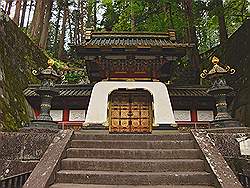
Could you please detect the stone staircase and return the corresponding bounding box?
[50,133,215,188]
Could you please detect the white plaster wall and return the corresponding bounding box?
[84,81,176,126]
[239,138,250,156]
[50,110,63,122]
[197,110,214,121]
[174,110,191,121]
[69,110,86,121]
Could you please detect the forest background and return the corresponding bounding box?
[1,0,250,84]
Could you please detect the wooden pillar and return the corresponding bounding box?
[34,109,40,119]
[63,109,69,122]
[191,109,197,122]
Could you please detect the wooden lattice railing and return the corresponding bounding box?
[0,171,32,188]
[238,173,250,188]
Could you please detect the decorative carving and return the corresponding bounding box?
[98,58,168,79]
[200,56,235,79]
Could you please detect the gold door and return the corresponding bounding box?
[109,90,153,133]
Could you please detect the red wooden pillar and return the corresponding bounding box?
[34,109,40,119]
[63,109,69,122]
[191,109,197,122]
[61,109,69,129]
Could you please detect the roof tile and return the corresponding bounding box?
[24,84,210,98]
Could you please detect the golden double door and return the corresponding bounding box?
[108,90,153,133]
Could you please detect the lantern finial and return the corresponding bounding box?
[212,56,220,64]
[47,59,54,69]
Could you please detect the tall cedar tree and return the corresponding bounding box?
[20,0,27,27]
[26,0,33,32]
[182,0,201,84]
[30,0,46,41]
[39,0,53,49]
[217,0,228,47]
[131,0,136,32]
[13,0,22,25]
[58,1,69,59]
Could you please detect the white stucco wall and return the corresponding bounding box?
[84,81,176,126]
[237,137,250,156]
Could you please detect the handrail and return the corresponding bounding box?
[192,130,243,188]
[238,173,250,188]
[0,171,32,188]
[23,130,73,188]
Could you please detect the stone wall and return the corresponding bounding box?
[0,11,47,131]
[0,131,57,179]
[207,128,250,176]
[224,19,250,127]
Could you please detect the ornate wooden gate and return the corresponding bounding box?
[108,90,153,133]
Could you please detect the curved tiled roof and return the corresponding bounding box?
[168,86,209,97]
[24,84,211,98]
[24,84,93,97]
[80,32,192,48]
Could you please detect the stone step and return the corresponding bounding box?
[50,183,215,188]
[67,148,201,159]
[61,158,205,172]
[72,133,192,141]
[70,140,195,149]
[55,170,213,185]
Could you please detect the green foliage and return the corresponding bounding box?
[99,0,250,52]
[64,72,82,83]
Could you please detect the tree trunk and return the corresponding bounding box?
[20,0,27,27]
[58,3,68,59]
[13,0,22,25]
[74,10,80,45]
[163,3,174,30]
[168,3,174,29]
[182,0,201,84]
[80,0,85,42]
[30,0,45,41]
[30,0,39,36]
[4,1,8,12]
[26,0,33,32]
[217,0,228,48]
[37,0,46,40]
[131,0,136,32]
[68,11,73,44]
[93,0,97,31]
[39,0,53,49]
[7,1,13,15]
[53,6,62,55]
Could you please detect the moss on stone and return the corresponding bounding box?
[0,16,47,131]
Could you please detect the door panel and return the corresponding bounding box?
[109,90,153,133]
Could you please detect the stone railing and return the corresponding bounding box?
[192,129,243,188]
[23,130,73,188]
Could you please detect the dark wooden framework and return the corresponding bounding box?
[73,31,191,82]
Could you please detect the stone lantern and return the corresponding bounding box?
[200,56,240,128]
[30,59,61,129]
